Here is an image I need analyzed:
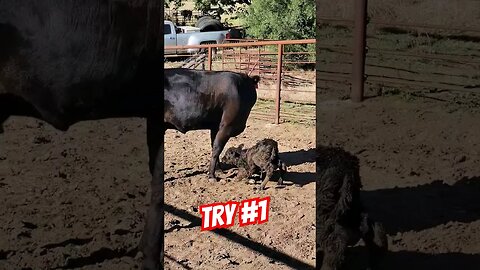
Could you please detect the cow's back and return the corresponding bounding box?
[164,68,257,133]
[0,0,163,129]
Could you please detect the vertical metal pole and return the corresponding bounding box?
[207,47,212,71]
[275,44,283,124]
[238,47,242,72]
[248,48,251,74]
[351,0,368,102]
[221,48,224,71]
[257,46,261,76]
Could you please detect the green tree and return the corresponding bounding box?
[194,0,252,19]
[243,0,315,65]
[243,0,315,40]
[166,0,250,18]
[165,0,184,10]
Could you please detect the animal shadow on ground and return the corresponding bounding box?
[165,168,205,182]
[279,148,316,166]
[165,204,316,270]
[282,171,316,187]
[362,176,480,234]
[278,148,316,187]
[342,246,480,270]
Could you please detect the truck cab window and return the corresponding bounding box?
[164,24,171,35]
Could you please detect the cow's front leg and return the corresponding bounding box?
[208,128,230,181]
[140,118,164,270]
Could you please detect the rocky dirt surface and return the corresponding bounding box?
[0,113,316,269]
[316,92,480,270]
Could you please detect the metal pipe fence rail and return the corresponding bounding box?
[317,1,480,102]
[165,39,316,125]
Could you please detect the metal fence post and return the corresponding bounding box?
[207,47,213,71]
[275,44,283,124]
[351,0,368,102]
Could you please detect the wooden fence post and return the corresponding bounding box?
[207,47,212,71]
[351,0,368,102]
[275,44,283,124]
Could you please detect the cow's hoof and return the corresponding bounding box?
[247,179,256,185]
[254,187,265,193]
[208,177,217,183]
[219,179,227,184]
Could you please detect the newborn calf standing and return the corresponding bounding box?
[222,138,287,190]
[316,146,387,270]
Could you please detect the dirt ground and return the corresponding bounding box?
[316,91,480,269]
[0,108,316,269]
[2,87,480,270]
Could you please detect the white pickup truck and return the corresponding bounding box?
[164,20,230,54]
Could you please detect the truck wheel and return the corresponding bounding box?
[197,17,223,32]
[196,16,212,27]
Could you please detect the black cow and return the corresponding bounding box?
[164,68,259,181]
[1,1,164,270]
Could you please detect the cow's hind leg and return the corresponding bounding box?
[208,127,231,181]
[140,117,165,270]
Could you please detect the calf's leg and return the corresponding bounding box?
[235,167,249,181]
[258,164,274,191]
[359,216,388,270]
[277,161,287,187]
[140,117,165,270]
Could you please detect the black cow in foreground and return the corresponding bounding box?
[164,68,259,181]
[1,2,259,269]
[1,1,165,269]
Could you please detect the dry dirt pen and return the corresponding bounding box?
[0,98,316,269]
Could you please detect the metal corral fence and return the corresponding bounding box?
[317,0,480,102]
[165,39,316,124]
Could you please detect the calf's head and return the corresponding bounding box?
[221,144,245,166]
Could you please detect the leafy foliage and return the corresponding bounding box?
[165,0,184,10]
[194,0,251,18]
[166,0,251,19]
[242,0,315,66]
[242,0,315,40]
